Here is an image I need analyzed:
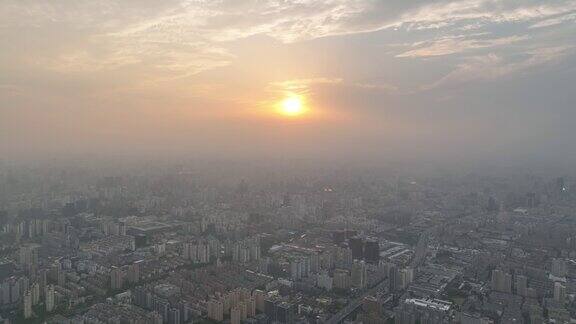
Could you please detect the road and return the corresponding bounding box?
[324,279,389,324]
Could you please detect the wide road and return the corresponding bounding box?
[324,279,389,324]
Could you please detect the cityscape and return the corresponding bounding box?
[2,0,576,323]
[1,162,576,323]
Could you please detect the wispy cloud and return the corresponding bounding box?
[270,78,397,96]
[1,0,575,92]
[426,45,574,89]
[530,12,576,28]
[397,35,530,58]
[390,0,576,31]
[270,78,344,94]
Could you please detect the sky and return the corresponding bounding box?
[1,0,576,164]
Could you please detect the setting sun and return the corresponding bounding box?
[279,96,306,117]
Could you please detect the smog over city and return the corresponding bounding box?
[1,1,576,323]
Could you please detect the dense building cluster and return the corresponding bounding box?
[1,162,576,323]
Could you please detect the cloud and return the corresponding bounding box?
[426,45,574,89]
[397,35,530,58]
[270,78,343,94]
[0,0,574,93]
[352,82,399,92]
[101,0,576,45]
[270,78,397,96]
[390,0,576,31]
[3,1,576,42]
[530,12,576,28]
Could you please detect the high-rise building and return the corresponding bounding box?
[45,285,55,312]
[198,243,210,264]
[249,238,261,261]
[275,302,294,324]
[526,192,538,208]
[388,265,412,292]
[400,267,414,289]
[247,298,256,317]
[127,261,141,284]
[290,259,306,281]
[49,261,66,287]
[38,268,47,297]
[491,269,512,294]
[18,277,29,299]
[265,299,276,322]
[0,281,10,305]
[252,289,266,312]
[310,252,320,273]
[207,299,224,321]
[333,269,350,290]
[154,298,170,321]
[239,287,251,302]
[220,294,230,315]
[150,311,163,324]
[30,282,40,306]
[364,240,380,263]
[389,265,400,292]
[19,245,39,271]
[349,237,364,260]
[184,241,211,264]
[342,247,353,267]
[23,290,33,319]
[486,196,499,213]
[351,260,367,289]
[515,275,528,297]
[551,258,566,277]
[316,271,333,291]
[554,282,566,303]
[238,301,248,320]
[168,308,180,324]
[182,243,191,260]
[191,243,199,262]
[258,257,270,274]
[412,233,429,266]
[110,266,124,291]
[10,278,20,303]
[231,305,242,324]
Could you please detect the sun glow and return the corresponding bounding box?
[279,95,306,117]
